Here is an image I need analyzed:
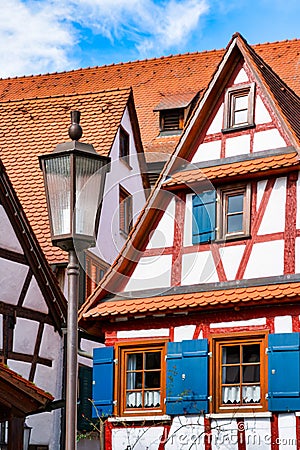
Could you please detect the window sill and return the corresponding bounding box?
[207,412,271,419]
[221,123,255,134]
[159,130,182,137]
[108,414,171,422]
[119,157,133,170]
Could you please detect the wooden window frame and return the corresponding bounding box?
[210,332,268,414]
[223,83,255,132]
[119,126,130,165]
[115,340,167,417]
[216,183,251,241]
[85,252,109,298]
[119,185,133,236]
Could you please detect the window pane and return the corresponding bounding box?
[228,194,243,213]
[243,344,260,363]
[223,366,240,384]
[145,352,161,370]
[242,386,260,403]
[145,371,160,388]
[227,214,243,233]
[127,372,142,389]
[222,346,240,364]
[222,386,241,404]
[234,110,248,125]
[127,353,143,371]
[126,392,142,408]
[235,95,248,110]
[144,391,160,407]
[243,365,260,383]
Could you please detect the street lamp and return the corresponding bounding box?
[39,111,110,450]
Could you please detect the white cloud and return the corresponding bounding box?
[0,0,209,78]
[0,0,77,77]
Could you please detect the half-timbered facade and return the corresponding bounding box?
[0,159,66,448]
[79,33,300,449]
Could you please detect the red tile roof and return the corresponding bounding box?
[163,151,300,187]
[82,281,300,320]
[0,39,299,158]
[0,88,132,263]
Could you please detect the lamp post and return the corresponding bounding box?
[39,111,110,450]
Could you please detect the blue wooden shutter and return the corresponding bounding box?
[93,346,114,417]
[166,339,208,415]
[192,191,216,244]
[268,333,300,412]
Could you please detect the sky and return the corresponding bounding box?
[0,0,299,79]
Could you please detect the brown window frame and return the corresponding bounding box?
[119,185,133,236]
[216,183,251,241]
[85,252,109,298]
[119,126,130,164]
[115,340,167,417]
[223,83,255,132]
[211,332,268,414]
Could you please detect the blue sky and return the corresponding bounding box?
[0,0,299,78]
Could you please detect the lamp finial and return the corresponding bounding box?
[69,110,82,141]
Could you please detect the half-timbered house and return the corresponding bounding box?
[0,159,66,448]
[79,33,300,449]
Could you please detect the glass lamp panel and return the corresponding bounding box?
[44,156,71,236]
[75,155,107,236]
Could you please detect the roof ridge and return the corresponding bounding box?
[0,86,132,105]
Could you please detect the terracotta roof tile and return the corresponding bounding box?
[82,281,300,319]
[163,151,300,187]
[0,39,299,161]
[0,88,131,263]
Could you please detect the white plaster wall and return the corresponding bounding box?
[255,96,272,125]
[225,134,250,158]
[244,418,271,450]
[112,426,164,450]
[95,106,147,265]
[207,104,224,135]
[0,205,23,253]
[174,325,196,342]
[13,318,39,354]
[257,180,268,210]
[125,254,172,291]
[182,251,218,285]
[274,316,293,333]
[7,359,31,379]
[39,324,61,359]
[192,140,221,163]
[27,412,54,447]
[117,328,169,339]
[0,258,28,304]
[258,177,286,235]
[253,129,286,152]
[78,340,104,367]
[146,198,175,249]
[243,240,284,279]
[211,418,238,450]
[23,277,49,314]
[166,415,205,450]
[278,414,297,450]
[210,317,266,329]
[184,194,193,247]
[220,245,246,280]
[234,68,249,84]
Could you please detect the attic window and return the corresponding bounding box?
[160,108,184,132]
[223,83,255,132]
[119,126,130,164]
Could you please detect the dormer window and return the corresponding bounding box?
[160,108,184,132]
[154,91,199,136]
[223,83,255,132]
